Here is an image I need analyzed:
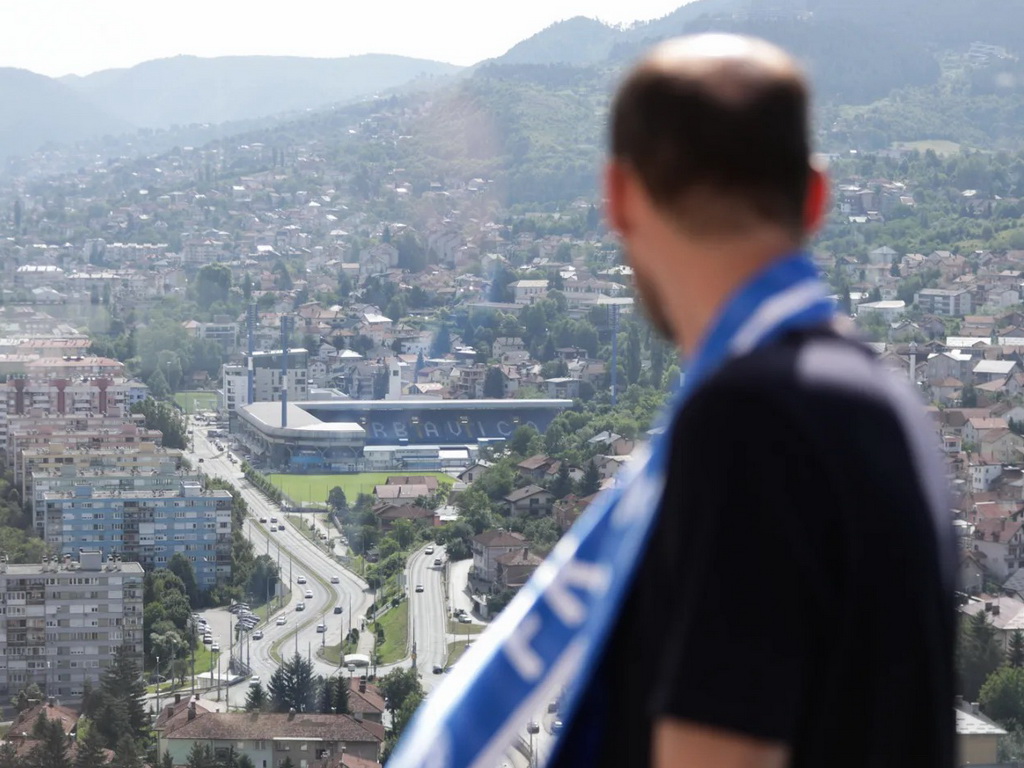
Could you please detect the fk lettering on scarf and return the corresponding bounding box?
[388,253,836,768]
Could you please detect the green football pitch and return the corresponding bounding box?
[174,391,219,413]
[267,472,453,506]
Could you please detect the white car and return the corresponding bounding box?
[297,575,307,584]
[330,575,340,584]
[316,623,326,633]
[295,602,306,611]
[415,584,424,593]
[211,642,220,652]
[276,616,287,626]
[304,589,313,599]
[252,630,264,640]
[249,675,261,686]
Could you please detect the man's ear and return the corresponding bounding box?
[803,161,829,236]
[604,160,632,238]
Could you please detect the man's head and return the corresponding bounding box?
[605,34,827,346]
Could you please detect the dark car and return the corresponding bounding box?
[432,664,444,675]
[333,606,343,614]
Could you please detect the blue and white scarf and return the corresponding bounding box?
[389,253,835,768]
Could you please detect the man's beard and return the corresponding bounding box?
[632,264,676,345]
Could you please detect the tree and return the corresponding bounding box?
[186,743,216,768]
[317,675,350,714]
[960,612,1004,699]
[167,553,199,607]
[625,326,642,386]
[27,714,70,768]
[73,722,107,768]
[962,382,978,408]
[508,425,539,457]
[549,461,575,499]
[146,368,170,399]
[483,367,505,399]
[245,682,267,712]
[93,645,148,749]
[379,668,424,720]
[108,734,142,768]
[268,654,317,713]
[195,264,232,309]
[981,665,1024,729]
[580,460,601,497]
[327,487,348,513]
[0,742,19,768]
[430,324,451,357]
[1011,630,1024,669]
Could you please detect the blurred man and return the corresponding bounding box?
[389,34,954,768]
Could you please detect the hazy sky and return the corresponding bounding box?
[0,1,690,78]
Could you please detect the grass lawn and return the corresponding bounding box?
[254,589,291,622]
[446,640,472,667]
[448,620,485,635]
[320,638,360,666]
[267,472,454,506]
[174,391,219,414]
[374,600,409,665]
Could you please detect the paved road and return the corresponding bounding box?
[188,420,374,686]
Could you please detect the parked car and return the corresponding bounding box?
[203,634,213,644]
[458,614,472,624]
[211,642,220,652]
[258,517,267,523]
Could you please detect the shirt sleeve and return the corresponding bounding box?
[648,384,824,743]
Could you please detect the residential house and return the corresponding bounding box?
[457,461,493,484]
[373,484,431,506]
[980,429,1024,463]
[375,503,435,529]
[956,700,1007,765]
[974,515,1024,579]
[961,596,1024,651]
[471,529,528,583]
[509,279,549,305]
[545,377,580,399]
[960,551,985,595]
[158,707,384,767]
[516,455,557,483]
[973,359,1017,383]
[504,484,554,516]
[495,546,543,590]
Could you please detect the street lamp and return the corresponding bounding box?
[155,655,161,716]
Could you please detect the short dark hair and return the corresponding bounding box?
[611,55,812,236]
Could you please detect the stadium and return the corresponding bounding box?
[236,399,573,472]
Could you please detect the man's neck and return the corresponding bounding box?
[663,231,801,358]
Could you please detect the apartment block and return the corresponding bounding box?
[9,416,162,480]
[42,481,232,590]
[221,349,309,415]
[915,288,974,317]
[0,377,149,420]
[31,464,197,536]
[0,551,143,702]
[18,443,183,502]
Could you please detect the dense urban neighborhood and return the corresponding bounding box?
[1,0,1024,766]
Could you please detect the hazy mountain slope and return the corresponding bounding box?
[62,54,463,128]
[496,16,622,66]
[0,68,129,160]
